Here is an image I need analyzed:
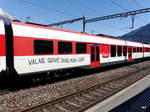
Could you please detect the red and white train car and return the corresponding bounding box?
[0,18,150,77]
[143,43,150,57]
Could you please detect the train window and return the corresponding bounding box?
[133,48,136,52]
[137,47,140,52]
[123,46,127,56]
[128,47,132,53]
[91,46,95,62]
[76,43,87,54]
[111,45,116,57]
[117,46,122,57]
[148,48,150,52]
[58,41,72,54]
[146,48,148,52]
[147,48,150,52]
[96,46,100,61]
[34,40,53,54]
[140,47,142,52]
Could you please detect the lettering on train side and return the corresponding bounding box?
[47,58,60,63]
[28,57,85,66]
[28,58,45,65]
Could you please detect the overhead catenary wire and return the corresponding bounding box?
[18,0,149,34]
[109,0,128,11]
[48,17,85,27]
[18,0,78,17]
[65,0,120,32]
[66,0,106,15]
[19,0,87,32]
[19,0,122,33]
[133,0,144,8]
[85,8,150,23]
[109,0,145,24]
[132,0,148,23]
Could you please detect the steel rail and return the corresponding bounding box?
[21,67,150,112]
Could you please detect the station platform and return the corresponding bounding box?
[111,87,150,112]
[85,75,150,112]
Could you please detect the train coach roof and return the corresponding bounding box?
[143,43,150,48]
[126,41,143,47]
[12,21,149,47]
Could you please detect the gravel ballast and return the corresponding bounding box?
[0,61,150,112]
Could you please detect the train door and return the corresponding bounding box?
[128,47,132,61]
[90,45,100,68]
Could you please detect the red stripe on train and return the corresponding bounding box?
[0,34,5,56]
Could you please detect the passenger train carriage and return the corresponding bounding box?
[0,18,150,78]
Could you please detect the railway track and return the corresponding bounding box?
[22,67,150,112]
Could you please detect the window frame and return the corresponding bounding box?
[123,46,127,56]
[58,41,73,54]
[137,47,140,52]
[117,46,122,57]
[140,47,142,52]
[34,40,54,55]
[133,47,136,53]
[76,42,87,54]
[111,45,116,57]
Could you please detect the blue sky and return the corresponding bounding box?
[1,0,150,36]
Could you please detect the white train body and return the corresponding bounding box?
[0,20,150,76]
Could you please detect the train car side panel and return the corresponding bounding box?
[12,23,90,74]
[143,44,150,58]
[0,20,6,72]
[11,22,150,75]
[126,41,143,60]
[14,55,90,74]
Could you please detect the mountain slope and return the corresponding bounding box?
[121,23,150,43]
